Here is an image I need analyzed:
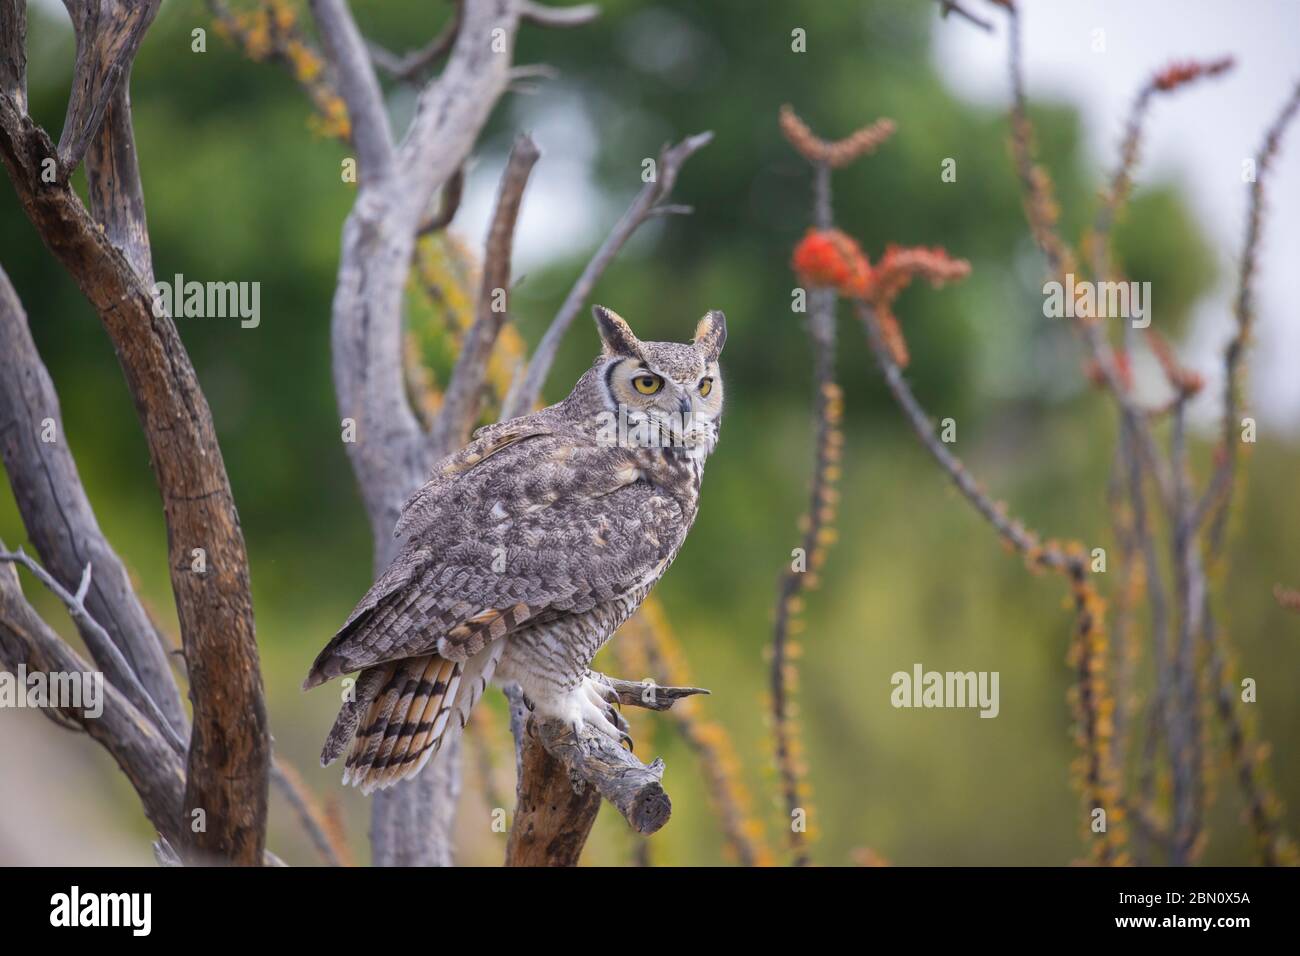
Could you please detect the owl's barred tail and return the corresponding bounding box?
[342,655,462,793]
[320,645,503,794]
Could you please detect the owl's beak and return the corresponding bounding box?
[677,394,693,418]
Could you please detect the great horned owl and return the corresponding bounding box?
[305,305,727,793]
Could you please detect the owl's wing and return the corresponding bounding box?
[304,430,681,687]
[393,418,555,541]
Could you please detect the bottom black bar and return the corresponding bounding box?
[1,864,1291,940]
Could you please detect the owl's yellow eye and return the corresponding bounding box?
[633,374,662,395]
[698,377,713,397]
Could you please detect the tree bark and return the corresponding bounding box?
[0,266,187,738]
[0,95,270,866]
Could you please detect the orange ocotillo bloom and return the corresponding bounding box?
[793,229,970,368]
[1152,56,1234,93]
[791,228,872,298]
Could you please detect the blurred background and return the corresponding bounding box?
[1,0,1297,865]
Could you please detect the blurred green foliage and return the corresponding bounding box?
[1,0,1296,866]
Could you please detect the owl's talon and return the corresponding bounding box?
[554,678,636,750]
[587,672,620,706]
[583,673,616,707]
[606,703,631,734]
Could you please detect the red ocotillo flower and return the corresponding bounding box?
[862,245,971,369]
[1153,56,1235,93]
[792,232,970,368]
[792,228,871,298]
[864,243,971,303]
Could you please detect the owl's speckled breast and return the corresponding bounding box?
[496,445,705,700]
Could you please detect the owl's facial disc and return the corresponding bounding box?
[602,355,721,457]
[588,308,725,457]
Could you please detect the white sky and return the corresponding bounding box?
[455,93,610,280]
[931,0,1300,431]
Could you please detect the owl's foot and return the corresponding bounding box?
[532,679,633,751]
[582,674,632,743]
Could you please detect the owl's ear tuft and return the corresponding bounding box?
[693,310,727,363]
[593,305,642,357]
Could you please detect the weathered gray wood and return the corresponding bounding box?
[0,1,26,113]
[533,717,671,834]
[367,745,462,867]
[397,0,521,216]
[85,69,152,283]
[312,0,709,867]
[0,545,187,848]
[0,79,270,864]
[57,0,161,173]
[0,266,187,737]
[519,1,599,28]
[505,716,602,866]
[0,545,189,757]
[309,0,394,183]
[314,0,529,867]
[431,133,539,452]
[504,671,705,865]
[591,672,710,712]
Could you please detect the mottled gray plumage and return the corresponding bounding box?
[306,306,726,792]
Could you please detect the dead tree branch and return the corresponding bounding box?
[0,6,270,863]
[271,757,351,867]
[0,0,26,112]
[519,1,599,28]
[504,671,701,865]
[588,671,709,710]
[398,0,521,217]
[504,688,601,866]
[0,546,188,754]
[368,1,462,84]
[503,131,713,418]
[432,133,539,452]
[1198,78,1300,547]
[529,719,671,832]
[310,0,395,182]
[57,0,162,173]
[0,266,186,735]
[313,0,531,866]
[85,73,153,282]
[418,166,465,235]
[0,541,187,849]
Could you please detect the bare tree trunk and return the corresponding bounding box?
[0,0,270,864]
[313,0,525,866]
